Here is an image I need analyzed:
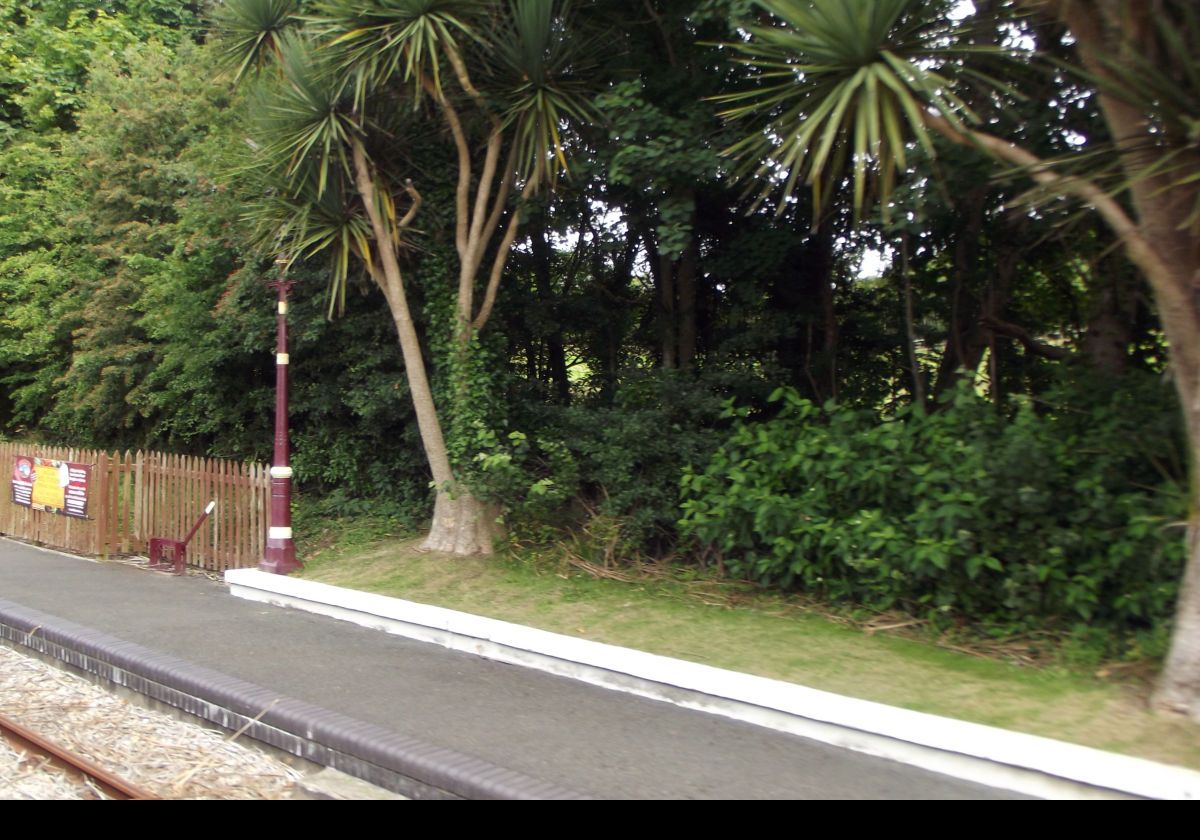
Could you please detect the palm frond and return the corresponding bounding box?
[249,32,360,198]
[214,0,303,82]
[714,0,1008,221]
[487,0,599,189]
[240,33,386,317]
[247,159,379,317]
[307,0,487,108]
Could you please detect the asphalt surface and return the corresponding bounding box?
[0,540,1022,799]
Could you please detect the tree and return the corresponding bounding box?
[219,0,598,554]
[716,0,1200,717]
[0,1,203,434]
[0,0,200,133]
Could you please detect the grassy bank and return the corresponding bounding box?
[296,516,1200,770]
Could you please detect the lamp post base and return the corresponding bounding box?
[259,539,301,575]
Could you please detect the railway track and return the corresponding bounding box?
[0,711,158,800]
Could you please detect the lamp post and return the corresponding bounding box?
[259,257,302,575]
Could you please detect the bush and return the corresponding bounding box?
[679,373,1187,639]
[470,372,726,553]
[553,373,725,552]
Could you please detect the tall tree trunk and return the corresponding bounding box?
[676,236,699,369]
[1148,264,1200,719]
[932,188,989,399]
[530,218,570,403]
[1081,272,1134,376]
[647,194,700,371]
[1053,0,1200,717]
[656,252,678,370]
[352,142,496,556]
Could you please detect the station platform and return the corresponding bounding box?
[0,538,1038,799]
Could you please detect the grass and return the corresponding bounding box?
[296,516,1200,770]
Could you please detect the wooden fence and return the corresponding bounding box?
[0,442,270,571]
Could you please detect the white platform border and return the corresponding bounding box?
[226,568,1200,800]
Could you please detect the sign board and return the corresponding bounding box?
[11,455,91,519]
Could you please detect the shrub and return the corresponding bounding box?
[679,373,1187,638]
[554,373,725,552]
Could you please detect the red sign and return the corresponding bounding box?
[11,456,91,518]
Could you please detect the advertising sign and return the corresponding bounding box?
[11,455,90,518]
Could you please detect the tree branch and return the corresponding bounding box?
[429,78,472,266]
[641,0,677,67]
[483,143,519,245]
[444,43,488,112]
[923,113,1194,321]
[465,124,506,280]
[397,179,422,230]
[980,315,1073,361]
[471,180,537,333]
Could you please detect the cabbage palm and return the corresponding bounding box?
[715,0,984,218]
[718,0,1200,718]
[219,0,597,555]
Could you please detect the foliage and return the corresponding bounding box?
[0,39,231,446]
[714,0,1006,218]
[447,369,728,552]
[0,1,1195,660]
[0,34,431,508]
[596,77,722,258]
[551,372,726,551]
[681,372,1187,641]
[0,0,200,133]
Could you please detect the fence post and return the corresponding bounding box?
[95,451,108,558]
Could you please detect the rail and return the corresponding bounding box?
[0,711,158,800]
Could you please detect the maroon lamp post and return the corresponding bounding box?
[259,257,302,575]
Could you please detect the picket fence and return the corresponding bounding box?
[0,442,271,571]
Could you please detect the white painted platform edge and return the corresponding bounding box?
[225,568,1200,800]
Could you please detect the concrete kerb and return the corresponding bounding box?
[226,568,1200,801]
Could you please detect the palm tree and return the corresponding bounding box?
[716,0,1200,718]
[219,0,597,554]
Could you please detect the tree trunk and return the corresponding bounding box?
[351,141,495,556]
[1145,263,1200,719]
[771,226,837,399]
[1156,504,1200,716]
[1115,191,1200,719]
[819,256,838,399]
[1050,1,1200,716]
[676,237,699,369]
[932,187,989,399]
[899,232,927,409]
[531,218,570,403]
[932,288,990,398]
[592,229,639,403]
[422,489,501,555]
[655,252,678,370]
[1081,272,1134,376]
